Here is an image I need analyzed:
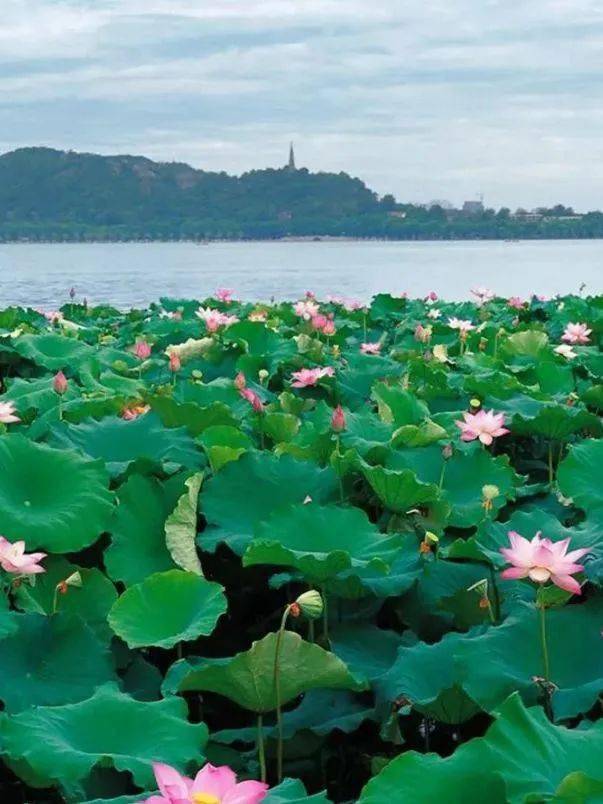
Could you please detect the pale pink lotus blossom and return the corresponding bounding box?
[508,296,525,310]
[0,537,46,575]
[139,761,268,804]
[239,387,264,413]
[291,366,335,388]
[448,317,475,334]
[215,288,234,303]
[196,307,239,332]
[331,404,346,433]
[471,287,495,305]
[134,340,152,360]
[455,409,509,445]
[427,308,441,320]
[360,342,381,355]
[53,371,68,395]
[305,290,316,300]
[42,310,64,324]
[0,402,20,424]
[248,310,268,322]
[311,314,328,331]
[168,353,181,372]
[562,322,591,345]
[121,404,150,421]
[414,324,432,344]
[554,344,577,360]
[322,319,336,336]
[294,299,320,320]
[343,298,364,312]
[500,531,590,596]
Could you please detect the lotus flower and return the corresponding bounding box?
[42,310,64,324]
[414,324,432,344]
[554,344,577,360]
[139,761,268,804]
[169,353,181,372]
[311,314,328,331]
[291,367,334,388]
[508,296,525,310]
[122,404,150,421]
[53,371,68,395]
[248,310,267,322]
[500,531,590,595]
[425,291,438,303]
[448,317,475,334]
[294,300,320,321]
[360,342,381,355]
[0,537,46,575]
[455,409,509,445]
[427,308,441,319]
[215,288,234,303]
[240,387,263,412]
[322,319,336,336]
[562,322,591,345]
[471,287,495,305]
[134,340,152,360]
[0,401,20,424]
[331,404,346,433]
[196,307,239,332]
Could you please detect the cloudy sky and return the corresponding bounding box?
[1,0,602,209]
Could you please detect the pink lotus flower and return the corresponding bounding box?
[169,353,181,373]
[139,761,268,804]
[331,404,346,433]
[196,307,239,332]
[42,310,64,324]
[0,401,20,424]
[311,314,328,331]
[322,319,336,336]
[448,317,475,335]
[425,291,438,302]
[500,531,590,596]
[508,296,525,310]
[0,537,46,575]
[455,409,509,445]
[471,287,495,305]
[134,340,152,360]
[215,288,234,303]
[554,344,577,360]
[562,322,591,345]
[121,404,150,421]
[234,372,246,390]
[53,371,68,395]
[360,342,381,355]
[414,324,432,344]
[305,290,316,300]
[291,366,335,388]
[294,300,320,321]
[239,387,263,413]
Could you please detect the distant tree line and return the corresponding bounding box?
[1,147,603,241]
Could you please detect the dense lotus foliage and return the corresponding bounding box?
[0,288,601,803]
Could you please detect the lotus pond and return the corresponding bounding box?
[0,289,601,803]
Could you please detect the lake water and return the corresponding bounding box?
[0,239,601,309]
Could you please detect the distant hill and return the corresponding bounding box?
[2,146,603,241]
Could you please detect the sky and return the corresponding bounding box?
[1,0,603,210]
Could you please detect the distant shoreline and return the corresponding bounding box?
[3,235,603,245]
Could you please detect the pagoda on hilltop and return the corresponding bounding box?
[286,142,296,172]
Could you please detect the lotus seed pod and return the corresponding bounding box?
[295,590,324,620]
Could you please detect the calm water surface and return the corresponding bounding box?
[0,240,601,308]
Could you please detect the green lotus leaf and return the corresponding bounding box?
[105,473,185,586]
[503,329,549,359]
[359,693,603,803]
[0,613,115,712]
[338,353,402,408]
[262,412,300,443]
[362,463,441,514]
[372,383,430,426]
[244,504,392,585]
[378,598,603,722]
[0,434,113,552]
[13,333,95,370]
[165,472,204,575]
[14,556,117,640]
[165,630,364,713]
[198,424,251,471]
[108,569,227,648]
[263,779,331,803]
[48,413,204,476]
[330,625,411,683]
[558,438,603,511]
[512,403,602,439]
[150,395,238,436]
[389,444,517,527]
[0,684,208,795]
[201,451,339,554]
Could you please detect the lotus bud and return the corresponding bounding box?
[420,531,439,554]
[169,353,181,373]
[332,344,340,357]
[234,372,246,390]
[294,590,324,620]
[191,369,204,381]
[331,404,346,433]
[134,340,151,360]
[442,443,453,460]
[53,371,68,396]
[424,531,439,546]
[258,369,269,384]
